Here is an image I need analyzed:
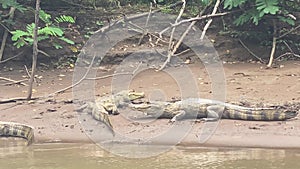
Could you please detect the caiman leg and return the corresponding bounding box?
[202,105,225,122]
[170,110,186,123]
[91,104,114,136]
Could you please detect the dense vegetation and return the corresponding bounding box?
[0,0,299,66]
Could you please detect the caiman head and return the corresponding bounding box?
[114,90,145,103]
[128,101,170,118]
[101,90,145,115]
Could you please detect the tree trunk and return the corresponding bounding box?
[27,0,40,100]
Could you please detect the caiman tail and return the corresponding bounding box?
[0,122,34,145]
[223,108,298,121]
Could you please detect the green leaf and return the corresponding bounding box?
[233,8,261,25]
[54,15,75,23]
[39,10,52,24]
[59,37,75,45]
[278,16,295,26]
[224,0,246,9]
[200,0,211,6]
[26,23,35,35]
[38,35,50,41]
[24,37,33,43]
[96,20,104,26]
[0,0,25,12]
[53,43,63,49]
[256,0,279,15]
[11,30,30,41]
[13,40,25,48]
[39,26,64,36]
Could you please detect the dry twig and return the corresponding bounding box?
[138,1,154,45]
[0,97,39,104]
[200,0,220,40]
[0,77,27,86]
[159,11,232,36]
[267,20,277,67]
[238,39,265,63]
[49,54,96,95]
[3,79,28,86]
[275,41,300,60]
[0,52,23,64]
[86,62,142,80]
[159,0,186,70]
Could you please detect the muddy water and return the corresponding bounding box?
[0,142,300,169]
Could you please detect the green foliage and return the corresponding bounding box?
[222,0,299,61]
[11,10,75,49]
[224,0,246,9]
[39,10,52,24]
[199,0,212,6]
[256,0,279,17]
[223,0,294,26]
[54,15,75,24]
[277,16,295,26]
[0,0,26,12]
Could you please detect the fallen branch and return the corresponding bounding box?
[0,97,39,104]
[173,49,190,57]
[159,11,233,36]
[4,79,28,86]
[24,65,31,78]
[86,72,133,80]
[158,3,235,70]
[24,65,38,83]
[49,54,96,96]
[200,0,220,40]
[275,41,300,60]
[37,49,50,57]
[238,39,265,63]
[138,1,153,45]
[0,52,23,64]
[127,21,168,44]
[282,40,295,54]
[267,20,277,68]
[86,62,142,80]
[94,1,183,35]
[0,77,27,86]
[159,0,186,70]
[275,52,300,61]
[277,25,300,40]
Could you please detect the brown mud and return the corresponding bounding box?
[0,61,299,148]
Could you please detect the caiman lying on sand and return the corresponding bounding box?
[77,90,145,133]
[129,98,298,122]
[0,90,144,144]
[0,122,34,145]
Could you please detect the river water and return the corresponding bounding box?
[0,142,300,169]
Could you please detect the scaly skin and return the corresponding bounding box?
[0,122,34,145]
[130,98,298,122]
[79,90,145,134]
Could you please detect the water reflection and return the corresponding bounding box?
[0,142,299,169]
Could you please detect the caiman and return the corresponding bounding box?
[78,90,145,133]
[0,122,34,145]
[0,90,143,144]
[129,98,298,122]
